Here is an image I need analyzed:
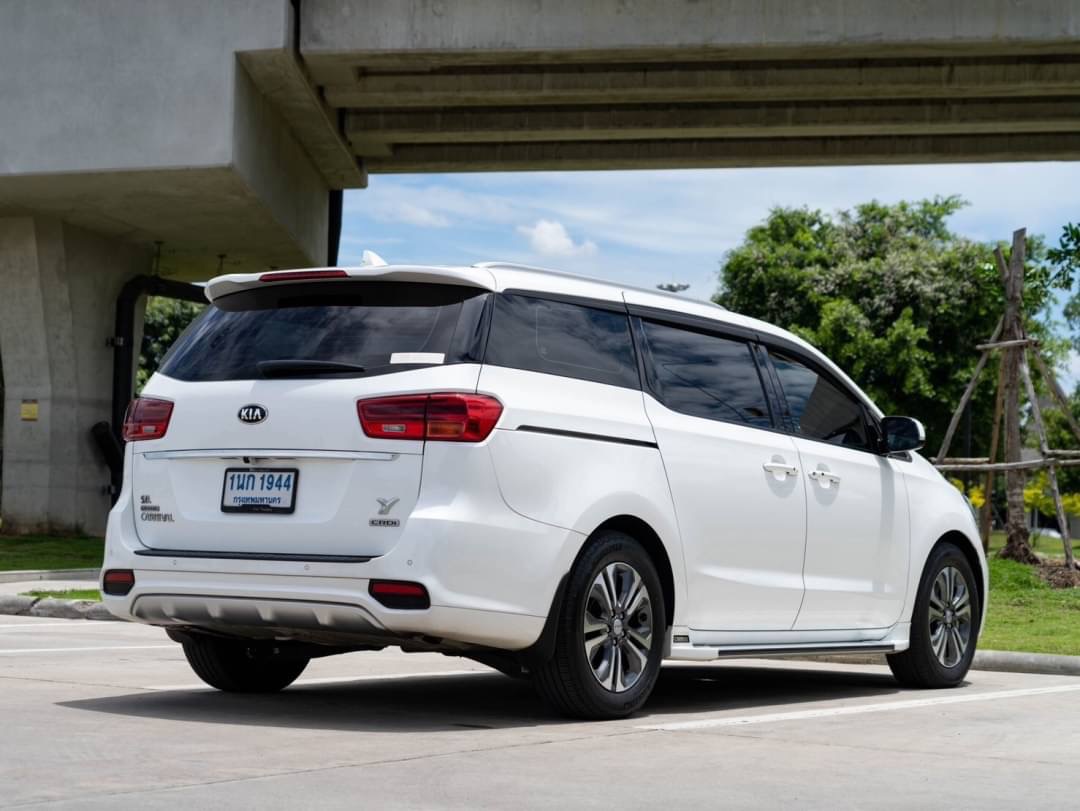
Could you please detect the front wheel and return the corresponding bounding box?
[533,530,666,719]
[888,542,980,688]
[181,635,309,693]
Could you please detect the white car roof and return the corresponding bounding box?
[204,261,880,416]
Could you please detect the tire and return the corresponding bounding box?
[534,530,666,719]
[887,542,980,688]
[181,635,309,693]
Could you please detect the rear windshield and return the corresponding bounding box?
[158,281,490,382]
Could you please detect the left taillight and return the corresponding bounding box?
[122,397,174,441]
[102,569,135,596]
[358,393,502,442]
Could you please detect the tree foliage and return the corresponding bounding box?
[137,296,204,391]
[715,196,1064,453]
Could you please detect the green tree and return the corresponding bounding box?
[715,196,1064,454]
[137,296,204,391]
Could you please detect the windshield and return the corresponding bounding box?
[158,281,490,382]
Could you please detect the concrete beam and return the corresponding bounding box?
[0,168,315,282]
[346,98,1080,152]
[302,0,1080,73]
[323,58,1080,109]
[365,132,1080,173]
[239,49,367,189]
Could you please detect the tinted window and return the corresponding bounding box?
[769,350,872,449]
[159,282,489,382]
[639,320,772,428]
[485,294,639,388]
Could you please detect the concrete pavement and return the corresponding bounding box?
[0,615,1077,809]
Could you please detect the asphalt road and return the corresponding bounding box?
[1,615,1077,809]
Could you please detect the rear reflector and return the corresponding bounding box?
[122,397,174,442]
[258,269,348,282]
[102,569,135,596]
[358,393,502,442]
[369,580,430,610]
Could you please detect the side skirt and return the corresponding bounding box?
[667,640,903,662]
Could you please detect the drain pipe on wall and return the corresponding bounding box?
[92,275,207,501]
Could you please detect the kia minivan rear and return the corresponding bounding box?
[104,262,987,719]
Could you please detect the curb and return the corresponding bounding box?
[0,568,99,584]
[0,595,120,622]
[972,650,1080,677]
[777,650,1080,677]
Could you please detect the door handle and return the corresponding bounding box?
[808,469,842,487]
[762,461,798,479]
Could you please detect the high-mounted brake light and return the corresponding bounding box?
[258,269,348,282]
[122,397,174,441]
[358,393,502,442]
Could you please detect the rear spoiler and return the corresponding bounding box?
[204,265,498,303]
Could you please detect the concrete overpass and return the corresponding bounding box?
[1,0,1078,534]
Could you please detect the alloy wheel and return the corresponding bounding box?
[928,565,973,668]
[582,562,654,692]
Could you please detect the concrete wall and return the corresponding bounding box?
[1,0,291,176]
[0,0,329,277]
[0,218,150,536]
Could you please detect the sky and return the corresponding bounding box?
[340,161,1080,380]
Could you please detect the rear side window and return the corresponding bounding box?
[484,294,639,389]
[768,350,873,450]
[638,320,772,428]
[159,282,490,382]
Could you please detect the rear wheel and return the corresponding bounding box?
[888,542,980,688]
[181,635,309,693]
[534,530,666,719]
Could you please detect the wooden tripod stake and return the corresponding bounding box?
[935,228,1079,571]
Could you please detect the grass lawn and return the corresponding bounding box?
[21,589,101,602]
[981,558,1080,656]
[0,535,104,571]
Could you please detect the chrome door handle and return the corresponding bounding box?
[762,461,798,478]
[808,469,842,486]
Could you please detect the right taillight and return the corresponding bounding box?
[358,393,502,442]
[122,397,174,441]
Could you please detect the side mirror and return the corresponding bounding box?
[881,416,925,453]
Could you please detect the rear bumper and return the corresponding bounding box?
[108,571,545,651]
[103,448,583,651]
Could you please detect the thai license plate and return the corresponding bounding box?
[221,468,298,514]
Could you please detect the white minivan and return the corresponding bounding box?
[103,261,986,719]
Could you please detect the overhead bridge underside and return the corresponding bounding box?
[282,0,1080,174]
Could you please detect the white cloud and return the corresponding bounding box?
[375,201,450,228]
[516,219,597,257]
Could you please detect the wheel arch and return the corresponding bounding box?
[591,515,676,631]
[932,529,987,619]
[518,513,678,672]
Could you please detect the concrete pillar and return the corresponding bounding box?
[0,217,150,536]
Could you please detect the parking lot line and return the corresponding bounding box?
[638,683,1080,731]
[0,644,176,655]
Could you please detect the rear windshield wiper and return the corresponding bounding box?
[256,360,368,378]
